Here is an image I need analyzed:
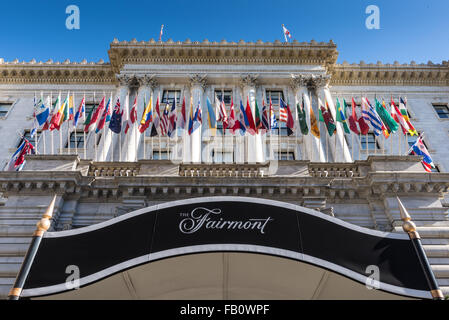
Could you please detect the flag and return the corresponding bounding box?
[375,98,399,135]
[42,96,54,131]
[122,94,129,133]
[57,93,70,127]
[73,96,85,127]
[168,97,177,137]
[96,97,111,133]
[188,96,194,136]
[150,96,161,137]
[216,95,228,129]
[336,98,350,134]
[238,100,249,135]
[125,95,137,134]
[206,97,217,135]
[35,96,49,126]
[139,95,153,133]
[228,97,239,135]
[192,98,202,134]
[8,139,35,171]
[399,97,418,136]
[282,24,291,42]
[297,96,308,135]
[178,96,186,130]
[68,95,75,121]
[269,97,278,130]
[109,97,123,134]
[159,24,164,42]
[319,98,336,136]
[280,98,294,136]
[391,97,410,135]
[348,98,360,135]
[354,98,370,135]
[409,135,434,172]
[261,97,270,134]
[245,97,256,135]
[361,97,383,136]
[160,103,170,136]
[49,93,62,131]
[304,94,320,138]
[84,96,105,133]
[255,99,262,133]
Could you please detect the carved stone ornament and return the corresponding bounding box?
[189,74,208,90]
[116,74,136,87]
[239,74,259,88]
[137,74,158,89]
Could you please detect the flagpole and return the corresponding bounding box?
[74,93,78,156]
[59,92,63,155]
[50,92,54,155]
[83,92,86,159]
[350,93,354,161]
[94,92,98,161]
[309,90,314,162]
[42,92,46,155]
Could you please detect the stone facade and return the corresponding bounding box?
[0,39,448,299]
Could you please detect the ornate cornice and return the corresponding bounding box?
[107,38,339,73]
[0,59,114,84]
[331,60,449,86]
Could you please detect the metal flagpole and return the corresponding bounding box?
[83,92,86,159]
[159,92,161,160]
[34,91,38,154]
[74,92,77,156]
[8,195,57,300]
[309,90,314,162]
[396,197,444,300]
[67,91,71,155]
[42,91,46,154]
[94,92,98,161]
[350,93,354,161]
[51,92,54,155]
[59,92,63,155]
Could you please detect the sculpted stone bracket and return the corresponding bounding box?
[291,74,331,92]
[239,74,259,89]
[189,74,208,90]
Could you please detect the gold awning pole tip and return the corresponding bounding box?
[397,196,419,239]
[34,194,57,237]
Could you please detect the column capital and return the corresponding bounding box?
[189,74,208,90]
[116,74,136,87]
[290,74,309,90]
[307,74,331,91]
[137,74,158,89]
[239,73,259,88]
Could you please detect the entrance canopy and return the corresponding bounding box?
[21,197,432,299]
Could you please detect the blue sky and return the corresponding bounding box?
[0,0,448,64]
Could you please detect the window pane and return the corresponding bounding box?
[0,103,12,117]
[162,90,181,104]
[433,105,449,119]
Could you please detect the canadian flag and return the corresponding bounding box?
[282,24,292,42]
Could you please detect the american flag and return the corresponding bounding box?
[279,100,288,123]
[216,95,228,129]
[160,103,170,136]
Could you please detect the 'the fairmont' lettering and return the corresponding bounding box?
[179,207,273,235]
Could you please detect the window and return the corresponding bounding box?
[17,129,40,148]
[211,149,233,163]
[66,131,84,148]
[360,133,379,150]
[407,133,427,148]
[266,90,285,135]
[0,102,12,118]
[214,90,233,106]
[162,90,181,104]
[152,151,169,160]
[274,152,295,160]
[433,104,449,119]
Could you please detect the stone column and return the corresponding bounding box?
[240,74,264,163]
[115,74,134,162]
[290,75,308,160]
[305,75,326,162]
[313,74,352,163]
[189,74,207,163]
[134,75,157,161]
